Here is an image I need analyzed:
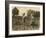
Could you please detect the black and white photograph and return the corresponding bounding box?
[12,7,40,30]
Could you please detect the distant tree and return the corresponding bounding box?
[33,11,40,17]
[27,10,32,16]
[12,7,19,16]
[23,13,25,16]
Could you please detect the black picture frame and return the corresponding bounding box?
[5,1,45,38]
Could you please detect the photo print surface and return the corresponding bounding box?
[12,7,40,30]
[9,4,43,35]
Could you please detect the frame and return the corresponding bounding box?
[5,1,45,37]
